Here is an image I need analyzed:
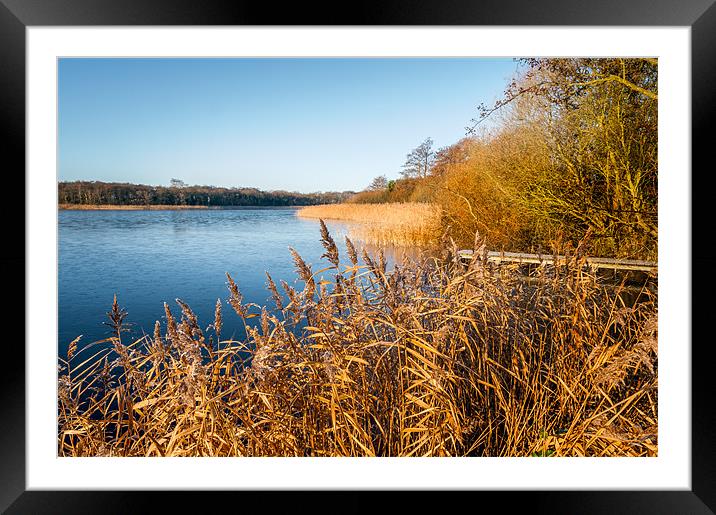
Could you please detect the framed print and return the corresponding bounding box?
[2,0,714,512]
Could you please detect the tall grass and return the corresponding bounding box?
[58,222,657,457]
[297,202,441,247]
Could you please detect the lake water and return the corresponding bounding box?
[58,208,412,356]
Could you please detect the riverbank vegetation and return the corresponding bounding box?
[58,224,657,457]
[297,202,441,247]
[349,58,657,260]
[59,181,354,207]
[59,203,209,210]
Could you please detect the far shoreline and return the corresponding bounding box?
[58,204,303,211]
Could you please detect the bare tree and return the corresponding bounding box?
[367,175,389,191]
[400,138,435,179]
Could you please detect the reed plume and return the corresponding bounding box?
[58,226,657,458]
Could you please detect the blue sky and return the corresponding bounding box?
[58,58,520,193]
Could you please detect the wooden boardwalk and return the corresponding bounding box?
[457,250,657,273]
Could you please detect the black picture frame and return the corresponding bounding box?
[2,1,714,513]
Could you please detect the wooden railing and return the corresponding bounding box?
[457,250,657,273]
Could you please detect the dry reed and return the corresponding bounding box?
[297,202,441,247]
[58,224,657,457]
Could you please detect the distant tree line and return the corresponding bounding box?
[59,181,355,207]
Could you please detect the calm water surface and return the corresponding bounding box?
[58,208,413,355]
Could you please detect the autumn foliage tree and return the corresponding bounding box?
[367,58,659,259]
[346,58,656,258]
[498,58,658,258]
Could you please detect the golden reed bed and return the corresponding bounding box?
[58,223,658,457]
[297,202,441,247]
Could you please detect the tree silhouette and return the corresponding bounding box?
[400,138,435,179]
[367,175,389,191]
